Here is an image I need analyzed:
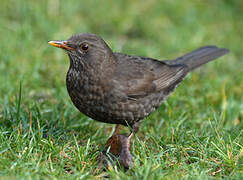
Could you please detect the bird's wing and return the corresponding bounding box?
[152,62,187,91]
[113,53,187,100]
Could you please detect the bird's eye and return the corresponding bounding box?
[80,43,89,52]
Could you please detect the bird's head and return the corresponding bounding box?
[48,33,114,68]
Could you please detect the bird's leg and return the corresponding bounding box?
[98,125,123,167]
[113,124,121,135]
[118,122,140,168]
[105,125,123,156]
[99,123,139,169]
[118,132,134,169]
[98,126,121,168]
[132,121,140,133]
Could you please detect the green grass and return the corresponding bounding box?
[0,0,242,179]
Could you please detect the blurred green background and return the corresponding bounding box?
[0,0,242,179]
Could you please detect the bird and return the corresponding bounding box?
[48,33,229,168]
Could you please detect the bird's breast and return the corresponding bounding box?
[65,68,169,126]
[66,67,110,115]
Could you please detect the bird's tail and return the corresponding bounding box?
[168,46,229,71]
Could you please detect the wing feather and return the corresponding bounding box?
[153,65,186,91]
[113,53,187,100]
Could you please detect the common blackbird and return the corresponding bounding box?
[48,33,229,168]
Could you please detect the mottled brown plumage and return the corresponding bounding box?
[48,33,229,168]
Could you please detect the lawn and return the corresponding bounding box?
[0,0,242,179]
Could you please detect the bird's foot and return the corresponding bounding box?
[98,133,134,169]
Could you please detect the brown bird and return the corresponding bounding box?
[48,33,229,168]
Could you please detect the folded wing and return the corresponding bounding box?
[113,53,187,100]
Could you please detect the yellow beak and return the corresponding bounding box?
[48,40,74,51]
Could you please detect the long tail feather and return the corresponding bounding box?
[167,46,229,71]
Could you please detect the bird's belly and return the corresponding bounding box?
[67,81,167,126]
[67,87,129,125]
